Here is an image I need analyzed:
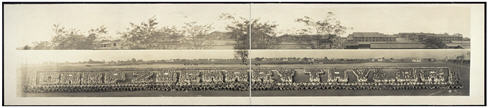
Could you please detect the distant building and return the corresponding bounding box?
[96,40,123,50]
[345,32,467,49]
[346,32,398,49]
[210,40,235,49]
[423,58,436,62]
[209,31,233,40]
[434,33,463,41]
[369,43,426,49]
[398,32,463,41]
[348,32,397,43]
[371,57,384,62]
[276,34,340,49]
[446,41,470,49]
[412,58,422,62]
[398,33,427,41]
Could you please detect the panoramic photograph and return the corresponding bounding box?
[3,2,484,105]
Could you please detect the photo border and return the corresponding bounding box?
[1,1,486,106]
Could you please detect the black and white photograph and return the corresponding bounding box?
[2,2,485,105]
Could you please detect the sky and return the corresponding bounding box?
[4,4,477,47]
[252,4,472,37]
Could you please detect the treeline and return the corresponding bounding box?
[25,24,108,50]
[21,13,351,65]
[21,12,349,50]
[22,17,217,50]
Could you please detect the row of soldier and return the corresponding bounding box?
[24,81,462,93]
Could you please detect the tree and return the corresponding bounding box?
[156,26,185,49]
[32,41,52,50]
[86,26,108,49]
[120,17,184,49]
[54,34,92,49]
[250,20,281,49]
[220,13,281,64]
[220,14,249,64]
[182,21,215,49]
[120,17,159,49]
[88,59,94,63]
[422,36,447,49]
[22,45,31,50]
[50,24,101,49]
[50,24,75,49]
[88,26,108,41]
[295,12,350,49]
[220,13,281,49]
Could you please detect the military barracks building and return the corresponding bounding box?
[345,32,468,49]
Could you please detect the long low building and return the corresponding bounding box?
[345,32,469,49]
[345,42,426,49]
[446,41,471,49]
[370,43,426,49]
[348,32,397,42]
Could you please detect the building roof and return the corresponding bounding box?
[398,32,436,35]
[450,41,470,44]
[349,32,397,38]
[398,32,463,37]
[446,43,470,49]
[370,43,426,49]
